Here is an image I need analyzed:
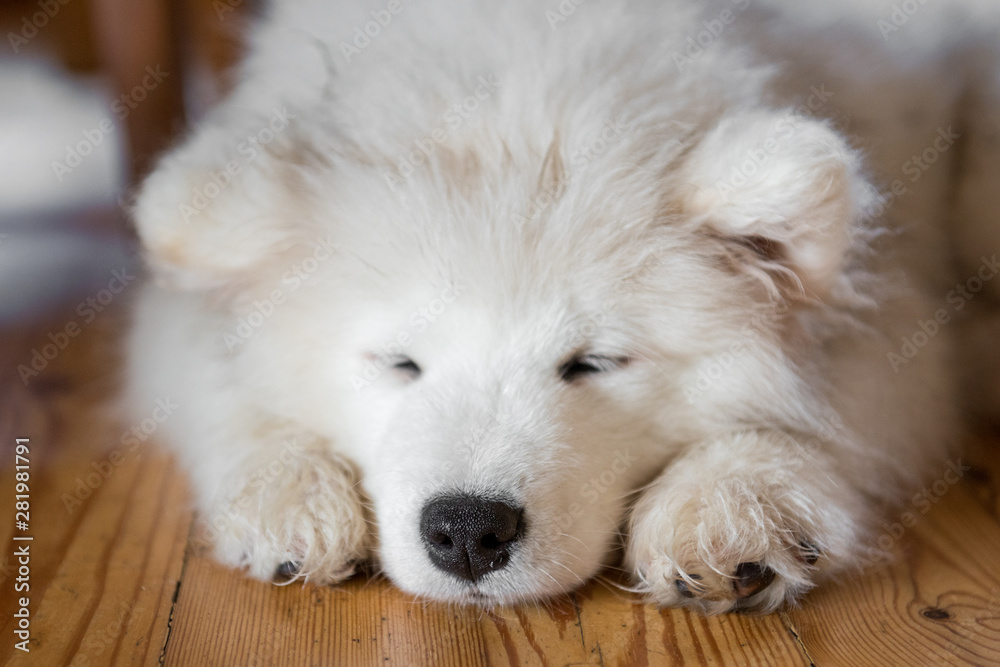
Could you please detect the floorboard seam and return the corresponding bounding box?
[158,578,183,665]
[778,612,817,667]
[158,521,195,665]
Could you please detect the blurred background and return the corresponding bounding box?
[0,0,254,329]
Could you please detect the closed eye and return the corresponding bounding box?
[391,356,422,378]
[558,354,629,382]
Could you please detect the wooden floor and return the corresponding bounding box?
[2,309,1000,666]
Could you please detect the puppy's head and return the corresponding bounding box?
[134,100,873,603]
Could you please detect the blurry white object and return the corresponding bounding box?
[0,56,125,218]
[0,56,131,324]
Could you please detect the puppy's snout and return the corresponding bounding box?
[420,494,525,582]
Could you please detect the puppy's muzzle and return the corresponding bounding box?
[420,494,525,582]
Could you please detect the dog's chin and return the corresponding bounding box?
[398,575,575,608]
[383,553,591,607]
[454,588,547,608]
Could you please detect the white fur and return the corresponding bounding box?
[126,0,1000,613]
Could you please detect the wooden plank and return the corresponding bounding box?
[164,555,809,666]
[0,315,192,667]
[576,587,808,667]
[164,556,519,666]
[0,418,192,667]
[784,445,1000,666]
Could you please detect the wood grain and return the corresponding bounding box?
[2,315,999,666]
[161,555,813,666]
[785,439,1000,667]
[0,314,192,667]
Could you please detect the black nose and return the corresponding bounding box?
[420,494,525,582]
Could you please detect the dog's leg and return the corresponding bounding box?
[626,429,866,614]
[190,428,371,585]
[127,285,369,584]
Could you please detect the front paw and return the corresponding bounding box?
[197,449,369,586]
[626,436,859,614]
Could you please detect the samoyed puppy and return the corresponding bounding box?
[126,0,1000,613]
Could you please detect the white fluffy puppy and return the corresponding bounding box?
[126,0,1000,613]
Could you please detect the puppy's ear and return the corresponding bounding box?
[680,111,873,298]
[132,121,303,291]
